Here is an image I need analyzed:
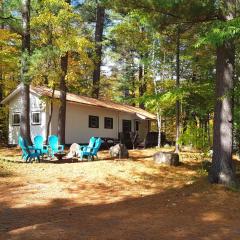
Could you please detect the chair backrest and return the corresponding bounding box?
[34,135,44,150]
[18,136,29,155]
[48,135,59,150]
[92,138,102,155]
[88,137,96,148]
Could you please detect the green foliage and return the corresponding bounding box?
[0,0,238,155]
[179,121,212,151]
[30,0,94,92]
[196,18,240,47]
[0,107,9,144]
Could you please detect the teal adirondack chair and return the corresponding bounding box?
[79,137,96,151]
[18,136,41,162]
[79,137,102,161]
[48,135,64,157]
[33,135,48,156]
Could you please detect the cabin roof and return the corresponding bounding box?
[1,84,156,120]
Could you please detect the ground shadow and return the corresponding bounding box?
[0,174,240,240]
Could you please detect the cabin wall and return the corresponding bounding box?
[8,92,47,144]
[51,102,148,144]
[7,92,150,145]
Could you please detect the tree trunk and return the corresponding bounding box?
[209,40,236,186]
[57,0,70,145]
[175,26,180,153]
[139,62,147,109]
[139,61,144,108]
[0,2,4,103]
[20,0,31,144]
[57,53,68,145]
[92,3,105,99]
[46,87,55,143]
[157,113,162,147]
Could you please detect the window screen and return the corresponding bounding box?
[32,112,41,125]
[104,117,113,129]
[12,113,20,126]
[89,115,99,128]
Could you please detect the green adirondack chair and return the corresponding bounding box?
[18,136,41,162]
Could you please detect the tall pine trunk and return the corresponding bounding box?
[46,87,55,143]
[139,58,147,109]
[20,0,31,144]
[175,26,180,153]
[57,0,70,145]
[0,2,4,103]
[92,3,105,99]
[58,53,68,145]
[208,0,237,186]
[209,41,236,186]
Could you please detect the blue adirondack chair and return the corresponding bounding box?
[48,135,64,157]
[33,135,48,156]
[79,137,96,151]
[78,137,96,160]
[18,136,41,162]
[79,137,102,161]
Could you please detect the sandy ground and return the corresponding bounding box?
[0,147,240,240]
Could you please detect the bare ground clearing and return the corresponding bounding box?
[0,147,240,240]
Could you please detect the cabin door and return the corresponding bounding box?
[122,120,132,132]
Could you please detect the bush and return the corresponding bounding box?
[0,106,8,145]
[179,121,212,151]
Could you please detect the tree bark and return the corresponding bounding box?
[92,3,105,99]
[209,41,236,186]
[208,0,237,186]
[0,2,4,103]
[57,0,70,145]
[175,26,180,153]
[20,0,32,144]
[57,53,68,145]
[46,87,55,143]
[139,60,147,109]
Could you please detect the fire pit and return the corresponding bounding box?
[54,152,67,161]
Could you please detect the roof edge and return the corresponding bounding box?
[1,84,156,120]
[1,83,23,104]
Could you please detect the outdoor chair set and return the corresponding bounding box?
[18,135,103,162]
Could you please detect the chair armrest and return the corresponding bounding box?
[83,146,93,152]
[79,145,88,150]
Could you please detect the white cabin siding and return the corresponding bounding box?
[6,91,151,145]
[8,92,47,144]
[50,102,146,144]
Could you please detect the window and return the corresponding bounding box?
[104,117,113,129]
[32,112,41,125]
[122,120,132,132]
[89,115,99,128]
[12,113,20,126]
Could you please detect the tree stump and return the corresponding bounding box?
[153,152,180,166]
[109,144,129,159]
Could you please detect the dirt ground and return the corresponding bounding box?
[0,147,240,240]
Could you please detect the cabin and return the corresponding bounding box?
[1,84,156,145]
